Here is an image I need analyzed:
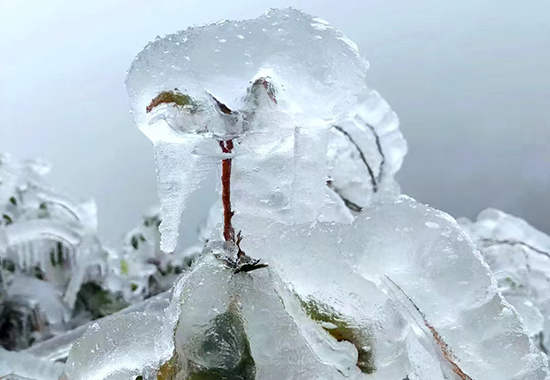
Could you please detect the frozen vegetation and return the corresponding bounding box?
[0,153,196,353]
[2,7,550,380]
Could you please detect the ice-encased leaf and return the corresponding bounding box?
[239,196,550,379]
[126,8,369,132]
[459,209,550,355]
[162,252,360,380]
[185,303,256,379]
[6,275,70,327]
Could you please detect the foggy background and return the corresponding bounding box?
[1,0,549,249]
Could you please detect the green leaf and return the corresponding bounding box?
[120,260,129,275]
[1,258,15,272]
[301,299,375,374]
[146,90,200,114]
[75,282,129,319]
[186,304,256,380]
[2,214,13,225]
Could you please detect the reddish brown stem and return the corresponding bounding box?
[220,140,235,242]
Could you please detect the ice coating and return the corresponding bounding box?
[0,347,64,380]
[61,251,364,380]
[459,209,550,356]
[7,7,548,380]
[126,8,369,131]
[0,156,196,353]
[126,7,407,252]
[328,89,407,209]
[167,253,354,379]
[239,196,550,379]
[63,312,167,380]
[0,154,107,348]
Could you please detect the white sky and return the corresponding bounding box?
[1,0,549,247]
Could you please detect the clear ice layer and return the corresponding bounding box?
[126,7,407,252]
[55,197,550,380]
[239,196,550,379]
[3,7,549,380]
[460,209,550,357]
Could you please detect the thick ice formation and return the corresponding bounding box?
[460,209,550,356]
[240,196,550,379]
[168,252,359,379]
[5,7,550,380]
[57,252,344,380]
[126,7,406,252]
[54,198,550,380]
[63,312,166,380]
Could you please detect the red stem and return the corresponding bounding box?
[220,140,234,242]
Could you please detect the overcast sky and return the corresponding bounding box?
[1,0,549,248]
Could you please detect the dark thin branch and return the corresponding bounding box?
[327,182,363,212]
[480,238,550,259]
[209,93,233,115]
[332,125,378,193]
[385,276,473,380]
[364,122,385,183]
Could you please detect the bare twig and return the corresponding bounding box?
[331,125,378,193]
[326,181,363,212]
[364,122,385,182]
[480,238,550,259]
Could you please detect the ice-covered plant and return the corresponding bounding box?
[460,210,550,356]
[125,7,407,255]
[0,155,194,352]
[2,7,550,380]
[0,153,104,349]
[116,8,550,380]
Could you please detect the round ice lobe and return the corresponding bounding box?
[125,7,370,140]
